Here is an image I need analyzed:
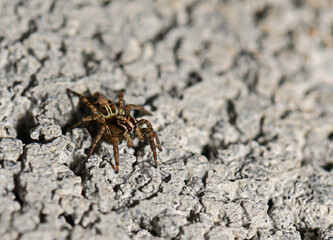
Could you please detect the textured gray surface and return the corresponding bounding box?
[0,0,333,239]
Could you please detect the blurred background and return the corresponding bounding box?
[0,0,332,239]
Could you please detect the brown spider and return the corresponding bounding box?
[67,88,162,173]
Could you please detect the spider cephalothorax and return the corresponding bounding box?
[67,88,162,173]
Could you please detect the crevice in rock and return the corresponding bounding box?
[244,69,259,94]
[78,203,97,228]
[321,162,333,172]
[19,19,38,42]
[252,116,280,147]
[100,0,112,7]
[49,0,57,13]
[113,184,121,193]
[292,0,304,8]
[280,109,292,119]
[185,0,201,26]
[82,52,101,76]
[4,57,22,75]
[202,171,208,188]
[151,16,177,46]
[59,40,67,55]
[138,217,159,237]
[267,198,274,213]
[16,111,35,144]
[146,187,162,200]
[70,158,93,197]
[172,37,183,67]
[254,5,271,26]
[39,206,47,223]
[60,213,75,227]
[13,171,26,209]
[232,50,258,68]
[253,116,265,141]
[92,30,105,45]
[226,99,237,126]
[186,209,200,223]
[21,74,38,97]
[168,85,182,99]
[21,55,48,96]
[297,227,319,240]
[231,50,260,94]
[162,174,171,183]
[185,71,202,89]
[201,143,218,161]
[182,153,195,165]
[278,74,289,87]
[286,30,296,50]
[327,132,333,141]
[114,187,162,212]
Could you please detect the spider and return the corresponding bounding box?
[67,88,162,173]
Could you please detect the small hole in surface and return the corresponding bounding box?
[16,112,35,144]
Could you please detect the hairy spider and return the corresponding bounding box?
[67,88,162,173]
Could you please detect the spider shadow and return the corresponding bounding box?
[97,139,153,173]
[99,156,116,172]
[132,138,157,169]
[69,153,89,178]
[63,89,97,134]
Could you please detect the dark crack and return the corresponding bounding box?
[244,69,259,93]
[19,19,38,42]
[297,227,320,240]
[150,16,177,46]
[185,71,203,89]
[60,213,75,227]
[82,52,101,76]
[226,99,237,126]
[16,111,35,144]
[185,0,201,26]
[92,30,105,45]
[327,132,333,141]
[48,0,57,13]
[172,37,183,67]
[201,144,218,161]
[321,162,333,172]
[13,171,26,210]
[254,5,271,26]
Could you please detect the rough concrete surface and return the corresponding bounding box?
[0,0,332,239]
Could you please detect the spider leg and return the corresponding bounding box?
[67,88,99,115]
[138,120,162,150]
[153,131,162,151]
[118,89,125,114]
[88,124,106,156]
[71,115,102,130]
[93,92,117,114]
[135,127,144,141]
[124,132,132,147]
[137,119,162,167]
[124,104,152,116]
[111,136,120,173]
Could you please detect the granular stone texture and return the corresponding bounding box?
[0,0,333,239]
